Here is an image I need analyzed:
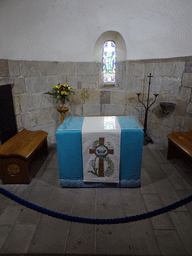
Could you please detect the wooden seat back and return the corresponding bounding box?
[0,129,48,159]
[167,130,192,158]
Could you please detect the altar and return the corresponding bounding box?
[56,116,144,188]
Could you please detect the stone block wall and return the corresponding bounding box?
[0,60,61,144]
[0,57,192,146]
[115,57,192,145]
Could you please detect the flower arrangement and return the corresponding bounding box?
[44,83,75,103]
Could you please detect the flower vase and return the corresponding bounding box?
[57,97,69,124]
[60,97,66,109]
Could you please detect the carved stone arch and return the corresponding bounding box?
[94,31,127,87]
[94,31,127,62]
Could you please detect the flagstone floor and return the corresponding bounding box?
[0,143,192,256]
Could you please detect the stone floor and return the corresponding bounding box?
[0,143,192,256]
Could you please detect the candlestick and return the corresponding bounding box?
[136,73,159,145]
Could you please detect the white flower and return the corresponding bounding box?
[89,159,95,167]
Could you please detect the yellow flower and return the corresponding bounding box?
[61,91,68,95]
[70,86,73,89]
[63,84,68,87]
[55,85,59,89]
[57,95,60,98]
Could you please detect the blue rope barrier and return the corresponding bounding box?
[0,187,192,225]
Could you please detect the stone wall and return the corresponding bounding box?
[116,57,192,145]
[0,57,192,146]
[0,59,61,144]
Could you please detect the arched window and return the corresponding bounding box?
[103,41,116,83]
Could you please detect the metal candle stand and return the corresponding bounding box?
[136,73,159,146]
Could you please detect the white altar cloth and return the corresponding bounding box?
[82,116,121,183]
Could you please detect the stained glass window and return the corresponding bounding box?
[103,41,116,83]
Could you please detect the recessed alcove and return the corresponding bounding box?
[160,102,176,114]
[94,31,127,63]
[0,84,17,145]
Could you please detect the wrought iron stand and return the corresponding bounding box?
[136,73,159,146]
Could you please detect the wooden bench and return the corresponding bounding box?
[0,129,48,184]
[167,130,192,162]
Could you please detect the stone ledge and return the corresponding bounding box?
[104,83,115,88]
[125,55,192,63]
[99,87,125,91]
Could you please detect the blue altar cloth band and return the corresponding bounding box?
[56,116,144,188]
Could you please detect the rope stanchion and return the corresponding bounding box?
[0,187,192,225]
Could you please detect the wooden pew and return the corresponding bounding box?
[167,130,192,162]
[0,129,48,184]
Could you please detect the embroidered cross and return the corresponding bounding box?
[89,137,114,177]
